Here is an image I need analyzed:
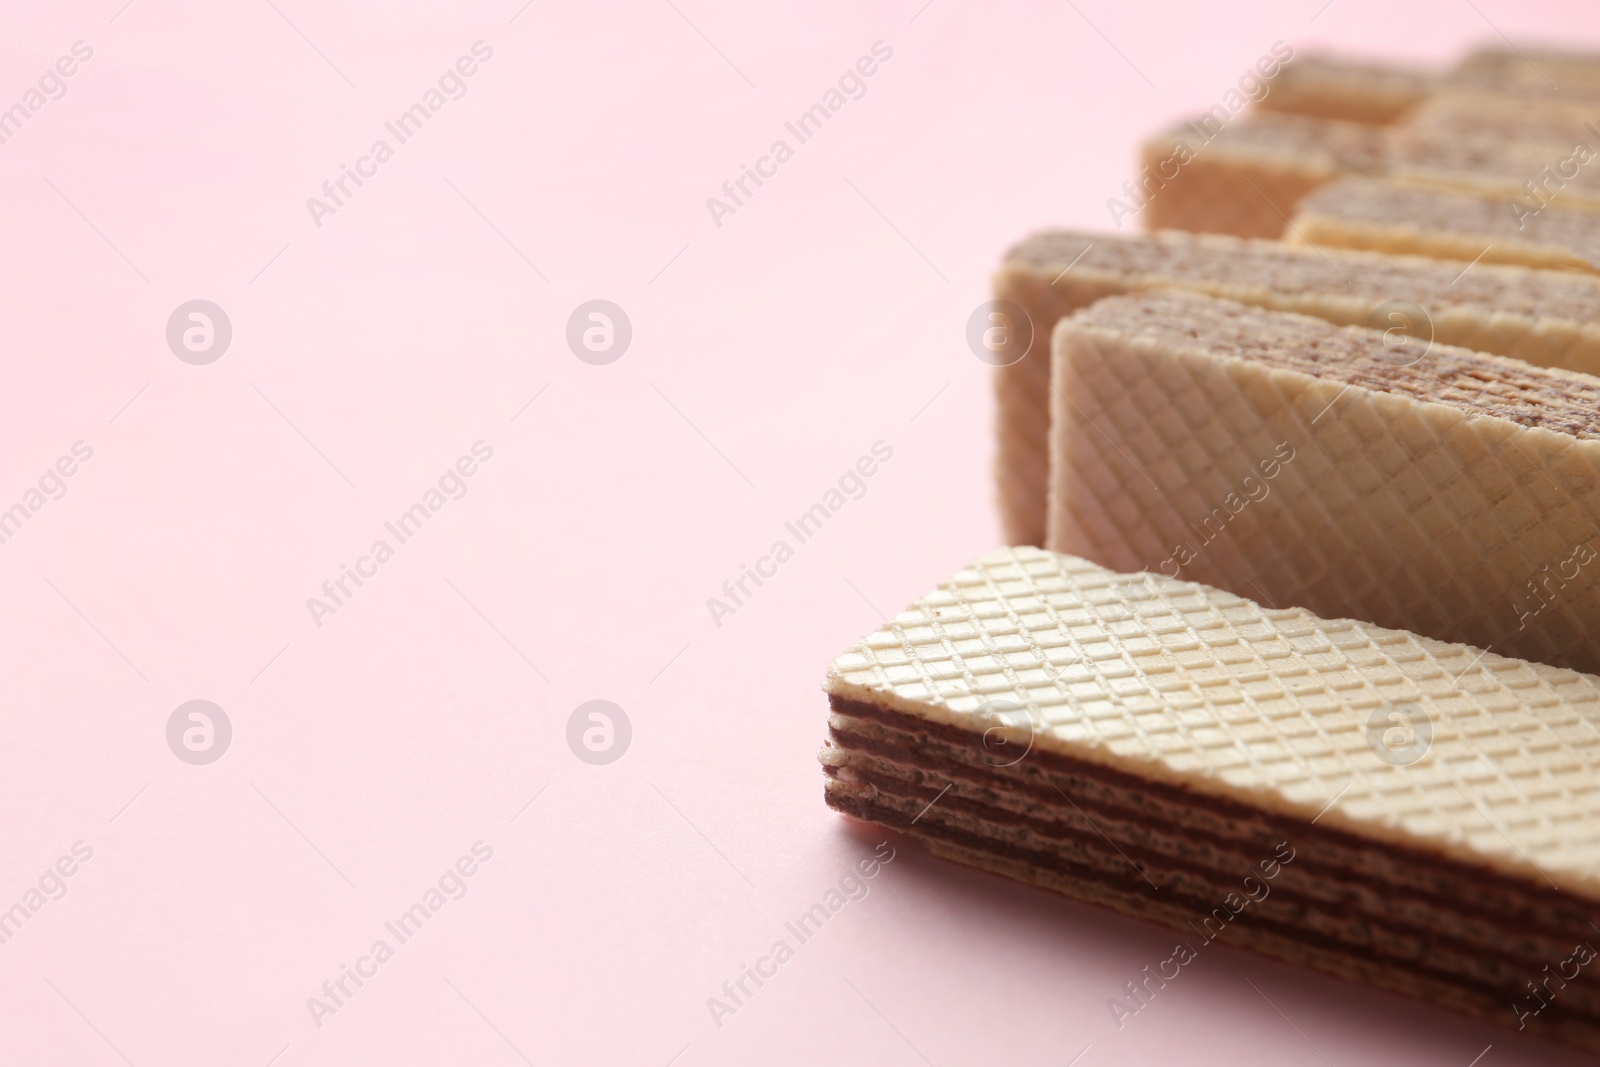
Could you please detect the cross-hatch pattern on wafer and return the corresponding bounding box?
[826,548,1600,903]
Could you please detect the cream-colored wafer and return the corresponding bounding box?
[823,545,1600,1052]
[1455,46,1600,94]
[1139,112,1384,236]
[1254,53,1438,124]
[993,228,1600,547]
[1291,175,1600,272]
[1246,49,1600,127]
[1246,47,1600,127]
[1142,111,1599,237]
[1404,88,1600,145]
[1046,288,1600,673]
[1386,124,1600,202]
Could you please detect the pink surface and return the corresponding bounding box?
[2,1,1597,1064]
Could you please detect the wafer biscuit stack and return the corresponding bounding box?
[824,38,1600,1056]
[1142,113,1600,236]
[1403,89,1600,143]
[1457,46,1600,94]
[823,547,1600,1051]
[1144,46,1600,236]
[1046,288,1600,673]
[1252,53,1438,124]
[1249,49,1600,125]
[993,228,1600,547]
[1290,176,1600,273]
[1145,51,1600,235]
[1138,112,1383,235]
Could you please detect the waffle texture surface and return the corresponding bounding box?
[1045,289,1600,674]
[992,229,1600,547]
[825,546,1600,903]
[1292,176,1600,273]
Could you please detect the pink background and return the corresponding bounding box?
[2,1,1597,1064]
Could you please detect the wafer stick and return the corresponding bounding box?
[1140,111,1600,237]
[1137,112,1384,236]
[1291,175,1600,273]
[1244,48,1600,126]
[823,545,1600,1053]
[1254,53,1438,124]
[1456,46,1600,94]
[1046,288,1600,673]
[1403,88,1600,145]
[993,228,1600,547]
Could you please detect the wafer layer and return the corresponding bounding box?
[1246,49,1600,127]
[1403,90,1600,147]
[1255,54,1437,124]
[1142,112,1599,237]
[993,228,1600,546]
[1045,288,1600,673]
[822,547,1600,1052]
[1247,51,1600,127]
[1291,176,1600,273]
[1139,113,1382,237]
[1456,47,1600,95]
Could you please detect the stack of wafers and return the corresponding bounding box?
[820,42,1600,1054]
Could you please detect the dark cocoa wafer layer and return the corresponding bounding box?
[825,749,1600,1020]
[832,790,1593,1055]
[824,754,1600,1050]
[827,695,1600,1031]
[823,548,1600,1056]
[826,723,1600,1021]
[831,696,1593,939]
